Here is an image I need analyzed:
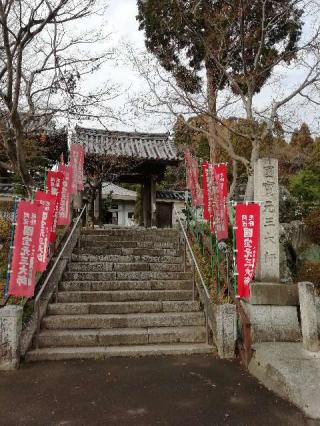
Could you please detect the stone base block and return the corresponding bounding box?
[249,282,298,306]
[0,306,23,370]
[241,301,301,343]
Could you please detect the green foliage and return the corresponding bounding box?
[289,169,320,203]
[137,0,303,96]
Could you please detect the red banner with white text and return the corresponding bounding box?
[8,201,41,297]
[184,151,202,207]
[34,191,56,271]
[202,161,210,220]
[46,170,64,242]
[77,145,84,191]
[70,144,83,194]
[210,164,228,240]
[57,164,72,225]
[235,203,260,298]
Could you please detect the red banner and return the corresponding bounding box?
[210,164,228,240]
[57,164,72,225]
[8,201,41,298]
[184,150,193,192]
[77,145,84,191]
[46,170,64,242]
[202,161,210,220]
[34,191,56,271]
[184,151,202,207]
[70,144,82,194]
[235,203,260,298]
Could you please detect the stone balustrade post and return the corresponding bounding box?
[0,306,23,370]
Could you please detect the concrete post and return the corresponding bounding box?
[254,158,280,282]
[298,282,319,352]
[0,306,23,370]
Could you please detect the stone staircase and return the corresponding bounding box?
[26,228,213,361]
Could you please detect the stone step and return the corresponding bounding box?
[57,290,192,303]
[36,326,206,348]
[82,229,179,237]
[63,271,192,281]
[71,254,184,264]
[60,280,193,292]
[80,240,177,249]
[73,247,181,257]
[47,301,200,315]
[26,343,214,362]
[67,262,184,273]
[41,312,205,329]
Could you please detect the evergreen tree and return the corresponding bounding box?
[290,123,314,151]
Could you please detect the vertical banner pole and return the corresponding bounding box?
[4,198,18,298]
[210,233,214,278]
[231,204,237,296]
[215,235,221,297]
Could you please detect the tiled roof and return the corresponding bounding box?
[73,126,179,162]
[0,183,15,195]
[156,191,186,201]
[102,182,137,201]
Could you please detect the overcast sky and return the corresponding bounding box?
[78,1,320,136]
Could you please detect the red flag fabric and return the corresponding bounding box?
[77,145,84,191]
[46,170,64,242]
[57,164,72,225]
[235,203,260,298]
[70,144,82,194]
[184,150,193,191]
[210,164,228,240]
[8,201,42,298]
[202,161,210,220]
[191,157,202,206]
[184,151,202,206]
[34,191,56,271]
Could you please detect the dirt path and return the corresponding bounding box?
[0,354,312,426]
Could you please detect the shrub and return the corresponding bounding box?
[304,208,320,244]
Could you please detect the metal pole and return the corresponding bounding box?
[192,265,195,301]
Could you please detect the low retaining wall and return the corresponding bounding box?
[0,226,80,369]
[20,227,80,357]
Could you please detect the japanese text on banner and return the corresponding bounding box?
[46,170,64,242]
[235,203,260,298]
[34,191,56,271]
[57,164,72,226]
[210,164,228,240]
[8,201,42,298]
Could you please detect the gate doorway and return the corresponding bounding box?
[156,202,172,228]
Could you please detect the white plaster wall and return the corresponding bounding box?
[172,201,185,228]
[118,201,135,226]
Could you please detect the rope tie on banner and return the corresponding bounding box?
[4,197,18,298]
[231,203,237,296]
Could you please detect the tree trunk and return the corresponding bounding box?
[244,138,259,201]
[206,66,218,163]
[11,113,34,197]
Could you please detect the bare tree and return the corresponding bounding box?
[0,0,117,195]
